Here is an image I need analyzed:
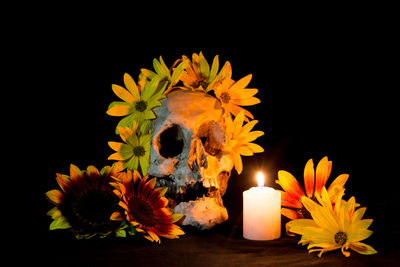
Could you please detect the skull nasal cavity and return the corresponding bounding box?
[158,124,184,158]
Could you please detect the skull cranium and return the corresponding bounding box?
[148,90,233,229]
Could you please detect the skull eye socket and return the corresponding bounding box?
[197,120,226,156]
[158,124,184,158]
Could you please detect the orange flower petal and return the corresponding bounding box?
[315,157,331,195]
[69,164,84,182]
[327,174,349,193]
[110,211,124,221]
[303,159,315,197]
[280,191,303,208]
[147,230,161,243]
[277,170,305,200]
[46,189,64,205]
[55,173,72,193]
[281,208,301,220]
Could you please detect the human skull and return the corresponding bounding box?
[148,90,234,229]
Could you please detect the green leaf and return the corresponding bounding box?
[49,216,71,230]
[115,229,127,238]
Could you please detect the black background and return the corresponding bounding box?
[19,6,399,265]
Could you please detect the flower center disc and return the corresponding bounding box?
[75,190,118,224]
[334,231,348,246]
[135,100,148,112]
[220,92,231,103]
[133,146,145,157]
[129,198,156,226]
[196,79,208,89]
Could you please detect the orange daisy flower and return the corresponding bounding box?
[110,170,185,243]
[276,156,349,220]
[179,51,232,92]
[214,74,260,121]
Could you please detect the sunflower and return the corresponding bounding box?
[179,51,232,93]
[276,156,349,220]
[140,56,188,94]
[110,169,185,243]
[106,73,167,134]
[287,187,377,257]
[226,110,264,174]
[214,74,260,121]
[45,163,126,239]
[108,123,152,175]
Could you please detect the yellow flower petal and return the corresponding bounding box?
[287,218,318,235]
[112,84,135,103]
[106,103,131,117]
[349,242,377,255]
[123,73,140,99]
[232,151,243,174]
[229,74,252,94]
[108,141,122,152]
[238,146,253,156]
[231,97,260,106]
[348,229,373,243]
[246,143,264,153]
[171,213,184,223]
[244,131,264,143]
[231,88,258,99]
[199,51,210,78]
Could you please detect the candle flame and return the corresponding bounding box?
[256,171,265,187]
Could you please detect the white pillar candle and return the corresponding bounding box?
[243,172,281,240]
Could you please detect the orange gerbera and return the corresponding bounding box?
[276,156,349,220]
[110,170,185,243]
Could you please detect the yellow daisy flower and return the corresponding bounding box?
[106,73,166,134]
[287,187,377,257]
[108,123,152,175]
[214,74,260,121]
[140,56,189,94]
[226,110,264,174]
[179,51,232,92]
